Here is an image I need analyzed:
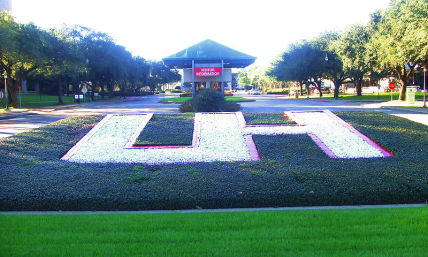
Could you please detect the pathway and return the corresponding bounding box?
[1,94,427,138]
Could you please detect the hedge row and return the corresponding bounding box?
[0,112,426,211]
[134,114,194,146]
[243,113,296,125]
[110,91,155,97]
[266,88,289,94]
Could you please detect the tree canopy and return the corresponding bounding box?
[268,0,428,100]
[0,14,180,107]
[368,0,428,100]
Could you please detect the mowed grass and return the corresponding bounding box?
[243,112,296,125]
[0,93,75,107]
[0,93,120,108]
[134,113,195,146]
[0,207,426,257]
[309,92,425,101]
[160,96,254,103]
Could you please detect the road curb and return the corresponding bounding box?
[0,112,33,120]
[1,203,426,215]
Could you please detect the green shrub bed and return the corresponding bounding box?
[266,88,289,94]
[179,92,192,97]
[179,88,241,112]
[134,114,194,146]
[243,112,296,125]
[111,91,155,97]
[0,112,427,211]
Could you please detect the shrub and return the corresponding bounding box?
[180,92,192,97]
[179,102,194,112]
[179,88,241,112]
[134,114,195,146]
[222,101,241,111]
[266,88,289,95]
[110,91,155,97]
[171,90,182,93]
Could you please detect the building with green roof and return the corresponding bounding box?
[163,39,256,96]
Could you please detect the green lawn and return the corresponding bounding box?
[0,93,120,108]
[0,207,426,256]
[160,96,254,103]
[308,92,425,101]
[0,111,426,211]
[134,113,195,146]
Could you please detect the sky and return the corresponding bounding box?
[11,0,391,67]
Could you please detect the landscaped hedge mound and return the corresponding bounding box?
[0,112,427,211]
[134,114,194,146]
[111,91,155,97]
[179,88,241,112]
[266,88,289,94]
[243,112,296,125]
[179,92,192,97]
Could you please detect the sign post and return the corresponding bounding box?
[2,72,7,109]
[389,82,396,101]
[82,86,88,103]
[424,66,427,107]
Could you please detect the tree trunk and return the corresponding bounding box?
[398,79,407,101]
[356,77,363,96]
[397,68,408,101]
[305,84,310,98]
[397,64,414,101]
[57,78,64,105]
[333,79,340,99]
[299,83,303,96]
[101,85,105,99]
[9,79,19,108]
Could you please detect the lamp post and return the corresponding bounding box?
[424,66,427,108]
[325,53,338,100]
[2,71,7,109]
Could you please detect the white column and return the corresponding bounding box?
[221,60,224,95]
[192,60,195,98]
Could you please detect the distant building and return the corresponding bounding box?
[163,39,256,96]
[0,0,12,13]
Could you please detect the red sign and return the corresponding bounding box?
[389,82,396,90]
[194,67,221,77]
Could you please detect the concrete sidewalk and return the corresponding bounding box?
[1,203,426,215]
[363,100,428,112]
[1,97,427,139]
[0,109,33,120]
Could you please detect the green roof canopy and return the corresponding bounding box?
[163,39,256,69]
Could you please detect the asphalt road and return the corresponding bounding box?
[0,94,426,138]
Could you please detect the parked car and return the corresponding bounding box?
[249,89,261,95]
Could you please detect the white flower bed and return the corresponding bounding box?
[287,111,385,158]
[63,111,388,164]
[64,113,252,164]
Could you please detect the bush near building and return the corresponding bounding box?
[179,88,241,112]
